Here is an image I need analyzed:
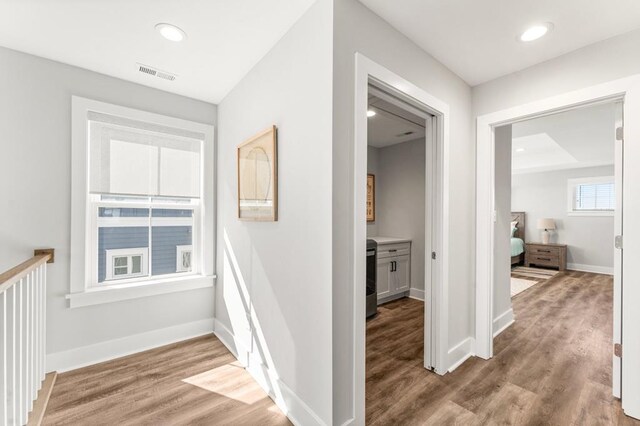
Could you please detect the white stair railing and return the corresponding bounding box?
[0,249,53,426]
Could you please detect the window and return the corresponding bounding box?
[105,248,149,280]
[567,176,615,216]
[70,97,215,308]
[176,245,193,272]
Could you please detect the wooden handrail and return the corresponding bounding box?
[0,249,54,292]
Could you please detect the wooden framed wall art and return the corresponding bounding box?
[238,125,278,221]
[367,174,375,222]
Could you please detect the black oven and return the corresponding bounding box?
[366,239,377,318]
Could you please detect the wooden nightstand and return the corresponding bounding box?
[525,243,567,271]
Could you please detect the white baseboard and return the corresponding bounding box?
[214,318,326,426]
[567,263,614,275]
[409,288,425,301]
[493,308,515,338]
[447,337,475,372]
[47,318,214,373]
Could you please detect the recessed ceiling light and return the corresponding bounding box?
[367,110,376,117]
[516,148,526,152]
[155,23,187,42]
[519,23,553,42]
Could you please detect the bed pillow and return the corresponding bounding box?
[510,220,518,229]
[511,226,517,237]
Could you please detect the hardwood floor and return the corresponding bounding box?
[366,271,639,425]
[43,335,291,425]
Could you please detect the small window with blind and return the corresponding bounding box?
[70,97,214,307]
[567,177,615,216]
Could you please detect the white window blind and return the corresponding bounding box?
[88,111,203,198]
[575,182,615,211]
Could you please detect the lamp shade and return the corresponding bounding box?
[537,218,556,230]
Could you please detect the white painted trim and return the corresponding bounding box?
[567,263,614,275]
[409,288,425,301]
[475,74,640,419]
[353,54,450,425]
[46,318,214,373]
[214,319,326,426]
[447,337,475,372]
[66,275,215,308]
[493,308,515,338]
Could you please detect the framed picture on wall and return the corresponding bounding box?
[237,125,278,221]
[367,174,375,222]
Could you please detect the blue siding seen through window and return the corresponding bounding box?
[152,226,193,276]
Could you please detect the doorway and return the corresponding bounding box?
[353,53,450,423]
[475,75,640,418]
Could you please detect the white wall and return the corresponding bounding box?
[512,165,615,271]
[472,29,640,116]
[214,1,333,424]
[332,0,473,423]
[372,139,426,291]
[494,125,513,331]
[0,46,216,366]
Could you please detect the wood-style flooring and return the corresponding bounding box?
[43,335,291,425]
[366,270,639,425]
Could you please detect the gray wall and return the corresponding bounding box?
[494,126,513,322]
[512,165,615,270]
[0,46,216,358]
[332,0,473,422]
[368,139,426,291]
[215,0,333,423]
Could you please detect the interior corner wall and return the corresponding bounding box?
[332,0,473,423]
[493,125,513,332]
[215,1,333,424]
[0,46,216,368]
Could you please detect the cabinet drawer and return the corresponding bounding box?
[377,242,411,259]
[527,254,559,267]
[528,246,561,256]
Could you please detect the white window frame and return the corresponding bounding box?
[567,176,615,217]
[69,97,216,308]
[105,247,149,280]
[176,245,193,272]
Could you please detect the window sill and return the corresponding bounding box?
[567,210,614,217]
[66,274,216,308]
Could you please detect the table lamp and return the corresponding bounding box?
[537,218,556,244]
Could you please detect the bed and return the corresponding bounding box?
[511,212,525,266]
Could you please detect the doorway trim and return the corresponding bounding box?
[475,74,640,419]
[354,53,450,423]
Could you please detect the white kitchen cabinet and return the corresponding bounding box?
[374,240,411,302]
[376,257,392,300]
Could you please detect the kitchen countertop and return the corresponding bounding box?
[370,236,411,245]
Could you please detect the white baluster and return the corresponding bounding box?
[29,269,35,411]
[17,278,24,426]
[8,286,17,426]
[1,290,7,426]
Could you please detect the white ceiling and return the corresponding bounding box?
[511,102,616,174]
[0,0,315,104]
[368,95,426,148]
[358,0,640,86]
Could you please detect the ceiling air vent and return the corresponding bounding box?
[137,63,177,82]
